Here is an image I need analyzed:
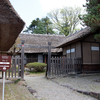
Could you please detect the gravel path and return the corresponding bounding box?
[52,75,100,93]
[25,75,96,100]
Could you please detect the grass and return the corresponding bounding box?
[14,79,21,84]
[26,70,46,76]
[28,70,45,74]
[0,83,37,100]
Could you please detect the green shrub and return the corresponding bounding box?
[26,62,47,72]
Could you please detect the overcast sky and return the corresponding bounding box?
[9,0,86,29]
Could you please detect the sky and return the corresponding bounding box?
[9,0,86,30]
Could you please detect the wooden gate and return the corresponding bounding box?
[4,56,22,78]
[48,57,82,77]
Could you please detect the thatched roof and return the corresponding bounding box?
[57,27,91,47]
[18,34,65,53]
[0,0,25,51]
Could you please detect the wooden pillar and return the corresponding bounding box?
[81,41,83,73]
[21,40,25,79]
[46,42,51,77]
[45,55,47,64]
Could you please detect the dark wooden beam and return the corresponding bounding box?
[81,41,83,73]
[21,40,25,79]
[83,41,100,43]
[47,42,51,76]
[17,44,55,49]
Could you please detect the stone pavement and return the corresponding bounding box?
[25,75,97,100]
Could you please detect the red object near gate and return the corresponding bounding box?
[0,55,11,72]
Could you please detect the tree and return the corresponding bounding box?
[9,38,21,56]
[23,18,40,33]
[48,7,81,36]
[79,0,100,39]
[23,17,55,34]
[29,18,40,29]
[33,21,46,34]
[41,16,55,34]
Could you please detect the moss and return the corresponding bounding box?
[14,79,21,84]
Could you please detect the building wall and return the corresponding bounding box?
[91,43,99,63]
[84,34,95,42]
[63,42,81,58]
[82,42,91,63]
[66,45,70,57]
[82,34,100,72]
[62,33,100,72]
[71,44,75,57]
[82,34,100,64]
[63,33,100,63]
[76,42,81,57]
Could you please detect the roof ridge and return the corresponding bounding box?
[20,33,65,37]
[66,27,89,38]
[57,27,91,47]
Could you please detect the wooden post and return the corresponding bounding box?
[57,57,59,75]
[47,42,51,77]
[21,40,25,79]
[60,57,62,76]
[45,55,47,64]
[14,57,17,77]
[73,57,75,73]
[12,57,13,77]
[55,57,56,76]
[18,57,20,77]
[51,57,54,76]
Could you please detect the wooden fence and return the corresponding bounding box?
[3,56,22,78]
[48,57,82,77]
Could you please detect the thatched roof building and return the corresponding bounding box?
[0,0,25,51]
[18,34,65,53]
[57,27,100,73]
[57,27,91,48]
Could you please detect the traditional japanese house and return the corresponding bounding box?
[16,34,65,64]
[57,27,100,73]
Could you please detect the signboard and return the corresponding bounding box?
[0,55,11,72]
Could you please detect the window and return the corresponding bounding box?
[71,48,75,53]
[66,49,70,53]
[91,46,99,51]
[66,48,75,53]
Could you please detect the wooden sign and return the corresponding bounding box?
[0,55,11,71]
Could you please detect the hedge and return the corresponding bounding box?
[26,62,47,72]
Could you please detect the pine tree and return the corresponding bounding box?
[79,0,100,39]
[79,0,100,28]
